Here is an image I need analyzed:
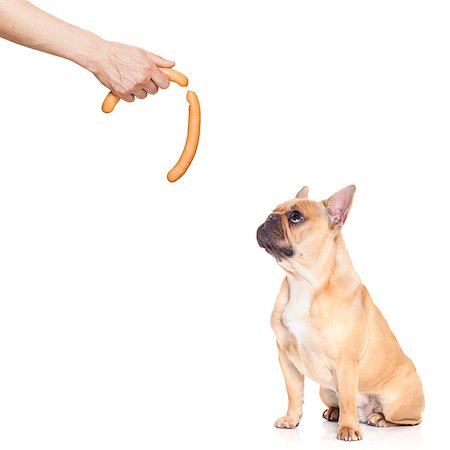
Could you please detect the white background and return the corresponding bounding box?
[1,1,449,449]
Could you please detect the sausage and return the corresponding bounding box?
[101,68,200,182]
[160,68,188,87]
[101,68,188,113]
[167,91,201,182]
[102,92,121,114]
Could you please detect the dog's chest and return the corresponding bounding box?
[279,280,335,388]
[281,281,314,346]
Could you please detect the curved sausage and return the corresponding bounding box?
[102,92,121,114]
[101,68,189,113]
[160,68,188,87]
[167,91,201,182]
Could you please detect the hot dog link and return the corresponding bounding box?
[161,68,188,87]
[102,92,120,114]
[101,68,188,113]
[167,91,201,182]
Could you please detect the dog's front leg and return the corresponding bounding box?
[334,361,363,441]
[274,349,304,429]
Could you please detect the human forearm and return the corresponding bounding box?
[0,0,101,67]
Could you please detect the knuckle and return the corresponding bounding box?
[145,62,157,75]
[159,76,170,89]
[139,75,150,85]
[117,90,130,100]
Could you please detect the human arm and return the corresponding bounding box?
[0,0,174,101]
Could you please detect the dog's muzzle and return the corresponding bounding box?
[257,214,294,258]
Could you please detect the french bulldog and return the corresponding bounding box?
[256,185,424,441]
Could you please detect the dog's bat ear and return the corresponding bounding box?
[295,186,309,199]
[324,185,356,226]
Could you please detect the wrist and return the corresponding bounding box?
[69,28,107,74]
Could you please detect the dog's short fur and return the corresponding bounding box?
[257,186,424,441]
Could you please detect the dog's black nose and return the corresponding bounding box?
[268,213,281,221]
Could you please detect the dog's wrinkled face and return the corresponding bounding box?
[257,185,355,273]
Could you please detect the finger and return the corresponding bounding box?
[134,89,148,100]
[151,69,170,89]
[142,79,159,95]
[149,53,175,68]
[121,93,135,102]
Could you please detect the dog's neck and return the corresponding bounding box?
[285,233,360,297]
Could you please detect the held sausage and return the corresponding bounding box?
[161,68,188,87]
[101,68,189,113]
[167,91,201,182]
[102,92,121,114]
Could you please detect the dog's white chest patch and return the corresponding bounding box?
[282,280,313,345]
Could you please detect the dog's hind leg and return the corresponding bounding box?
[320,386,339,422]
[367,412,400,427]
[369,366,424,427]
[368,399,423,427]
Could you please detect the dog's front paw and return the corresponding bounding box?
[274,415,300,429]
[337,424,363,441]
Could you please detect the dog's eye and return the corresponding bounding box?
[289,211,304,224]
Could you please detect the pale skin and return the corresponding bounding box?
[0,0,174,101]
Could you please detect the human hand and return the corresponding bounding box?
[88,40,175,102]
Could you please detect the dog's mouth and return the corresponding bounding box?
[257,224,294,259]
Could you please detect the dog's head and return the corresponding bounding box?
[256,185,356,273]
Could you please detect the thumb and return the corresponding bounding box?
[149,53,175,68]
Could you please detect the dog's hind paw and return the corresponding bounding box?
[322,407,339,422]
[367,412,396,427]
